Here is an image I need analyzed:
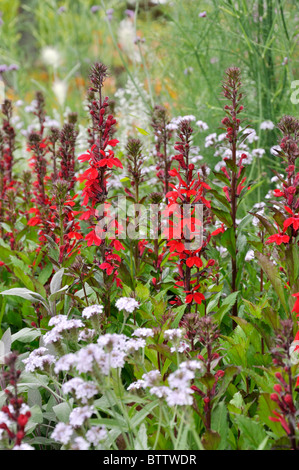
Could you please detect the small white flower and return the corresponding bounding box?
[82,304,104,319]
[164,329,183,341]
[86,426,107,446]
[54,353,77,374]
[252,148,265,158]
[71,437,90,450]
[195,120,209,131]
[168,368,195,389]
[53,79,68,106]
[260,120,275,131]
[69,406,94,428]
[166,388,194,406]
[245,250,255,261]
[115,297,140,313]
[127,379,146,391]
[13,444,35,450]
[62,378,98,404]
[179,360,203,371]
[51,422,73,445]
[23,347,55,372]
[133,328,154,338]
[149,386,170,398]
[205,133,217,147]
[41,46,61,68]
[125,338,146,353]
[170,341,189,353]
[78,328,96,342]
[142,370,161,387]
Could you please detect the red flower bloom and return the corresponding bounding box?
[266,233,290,245]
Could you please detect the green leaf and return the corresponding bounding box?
[202,430,221,450]
[53,402,72,423]
[232,414,268,450]
[258,393,285,439]
[0,287,43,302]
[221,227,236,259]
[211,402,229,450]
[254,251,287,312]
[38,262,53,285]
[50,268,65,295]
[135,126,150,136]
[11,328,41,344]
[211,207,233,227]
[134,423,149,450]
[13,266,35,291]
[213,291,239,323]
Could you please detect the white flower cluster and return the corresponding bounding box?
[23,347,56,373]
[260,120,275,131]
[44,315,84,345]
[82,304,104,319]
[128,360,202,407]
[54,333,146,376]
[166,115,196,132]
[196,120,209,131]
[51,419,107,450]
[115,297,140,313]
[133,327,154,338]
[62,378,98,404]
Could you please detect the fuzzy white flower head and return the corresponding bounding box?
[115,297,140,313]
[71,437,90,451]
[82,304,104,319]
[23,347,55,372]
[52,79,68,106]
[78,328,96,342]
[69,406,94,428]
[168,368,195,389]
[41,46,61,68]
[245,249,255,261]
[13,444,35,450]
[86,426,107,447]
[54,353,77,374]
[62,378,98,404]
[51,422,73,445]
[164,329,183,341]
[260,120,275,131]
[252,148,265,158]
[179,360,203,371]
[149,386,170,399]
[127,379,146,391]
[205,133,217,147]
[125,338,146,353]
[196,120,209,131]
[142,370,161,387]
[133,328,154,338]
[170,341,189,353]
[165,388,194,406]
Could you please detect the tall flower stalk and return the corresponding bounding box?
[166,119,212,313]
[211,67,248,325]
[78,63,124,316]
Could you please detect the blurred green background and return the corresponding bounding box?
[0,0,298,157]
